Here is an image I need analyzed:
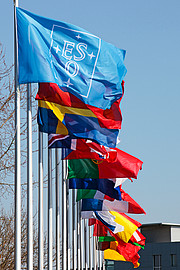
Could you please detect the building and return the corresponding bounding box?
[106,223,180,270]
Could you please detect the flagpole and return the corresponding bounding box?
[77,200,80,270]
[72,189,77,270]
[14,1,21,269]
[89,225,92,270]
[66,174,70,270]
[93,235,98,270]
[55,149,60,270]
[27,83,33,270]
[93,227,95,270]
[84,219,86,269]
[74,190,78,270]
[62,150,67,270]
[48,148,53,270]
[102,251,105,270]
[97,240,99,270]
[102,257,106,270]
[99,248,102,270]
[80,202,84,269]
[38,130,44,270]
[84,219,88,270]
[100,250,103,270]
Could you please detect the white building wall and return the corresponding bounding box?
[171,227,180,242]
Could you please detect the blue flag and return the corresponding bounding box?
[16,8,127,109]
[69,178,121,201]
[38,105,119,148]
[82,199,130,213]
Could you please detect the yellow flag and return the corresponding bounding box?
[110,211,138,243]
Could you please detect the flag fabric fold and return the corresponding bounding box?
[68,149,143,179]
[107,231,142,268]
[37,82,124,130]
[81,196,145,214]
[38,100,119,148]
[103,241,140,268]
[76,184,145,214]
[90,218,145,248]
[92,211,141,243]
[48,134,118,162]
[130,230,146,247]
[98,236,116,242]
[16,7,127,109]
[69,178,121,201]
[93,223,108,237]
[89,211,125,234]
[77,189,116,202]
[92,219,142,268]
[48,134,73,149]
[82,198,129,212]
[76,178,128,201]
[36,81,125,147]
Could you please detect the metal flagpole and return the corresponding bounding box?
[89,225,92,270]
[93,235,98,270]
[14,1,21,269]
[77,199,80,270]
[48,148,53,270]
[96,232,98,270]
[97,248,100,269]
[62,149,67,270]
[93,227,95,270]
[66,188,70,270]
[99,250,102,270]
[99,248,102,270]
[102,256,106,270]
[72,189,77,270]
[84,219,86,269]
[27,83,33,270]
[74,189,79,270]
[80,202,84,269]
[55,149,60,270]
[84,219,88,270]
[66,174,70,270]
[38,130,44,270]
[102,251,105,270]
[91,226,95,270]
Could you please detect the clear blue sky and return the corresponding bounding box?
[1,0,180,224]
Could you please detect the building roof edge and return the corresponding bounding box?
[141,223,180,228]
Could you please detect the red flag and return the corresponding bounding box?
[93,223,108,237]
[63,138,117,162]
[116,240,141,265]
[88,218,108,237]
[68,149,143,179]
[36,82,124,130]
[120,187,146,214]
[130,230,146,247]
[102,239,141,267]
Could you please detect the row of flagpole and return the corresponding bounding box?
[13,3,146,270]
[14,2,105,270]
[15,101,105,270]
